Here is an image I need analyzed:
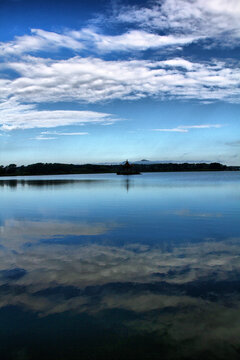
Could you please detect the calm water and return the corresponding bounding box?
[0,171,240,360]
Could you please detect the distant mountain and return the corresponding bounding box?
[98,159,213,165]
[133,160,158,164]
[133,160,212,165]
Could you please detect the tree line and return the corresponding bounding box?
[0,161,238,176]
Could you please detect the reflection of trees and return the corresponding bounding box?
[0,179,110,188]
[0,180,18,188]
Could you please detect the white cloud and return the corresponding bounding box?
[0,21,239,133]
[33,131,89,140]
[0,0,239,137]
[34,136,57,140]
[0,27,197,57]
[0,29,84,56]
[153,128,188,132]
[0,99,116,130]
[1,0,239,60]
[159,59,204,71]
[116,0,240,46]
[1,56,240,109]
[179,124,223,129]
[81,29,197,52]
[153,124,223,132]
[41,131,89,136]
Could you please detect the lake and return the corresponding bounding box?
[0,171,240,360]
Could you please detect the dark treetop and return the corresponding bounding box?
[0,162,238,177]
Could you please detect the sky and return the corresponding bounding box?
[0,0,239,166]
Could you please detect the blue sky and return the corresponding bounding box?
[0,0,239,165]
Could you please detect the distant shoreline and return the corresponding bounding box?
[0,162,239,177]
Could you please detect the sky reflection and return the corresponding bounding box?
[0,172,240,359]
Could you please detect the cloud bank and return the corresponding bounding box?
[0,0,239,132]
[0,56,239,131]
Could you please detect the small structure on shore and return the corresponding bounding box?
[116,160,141,175]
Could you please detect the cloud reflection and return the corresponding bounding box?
[169,209,223,217]
[0,231,239,299]
[0,219,118,250]
[0,225,240,357]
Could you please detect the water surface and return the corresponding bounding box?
[0,172,240,359]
